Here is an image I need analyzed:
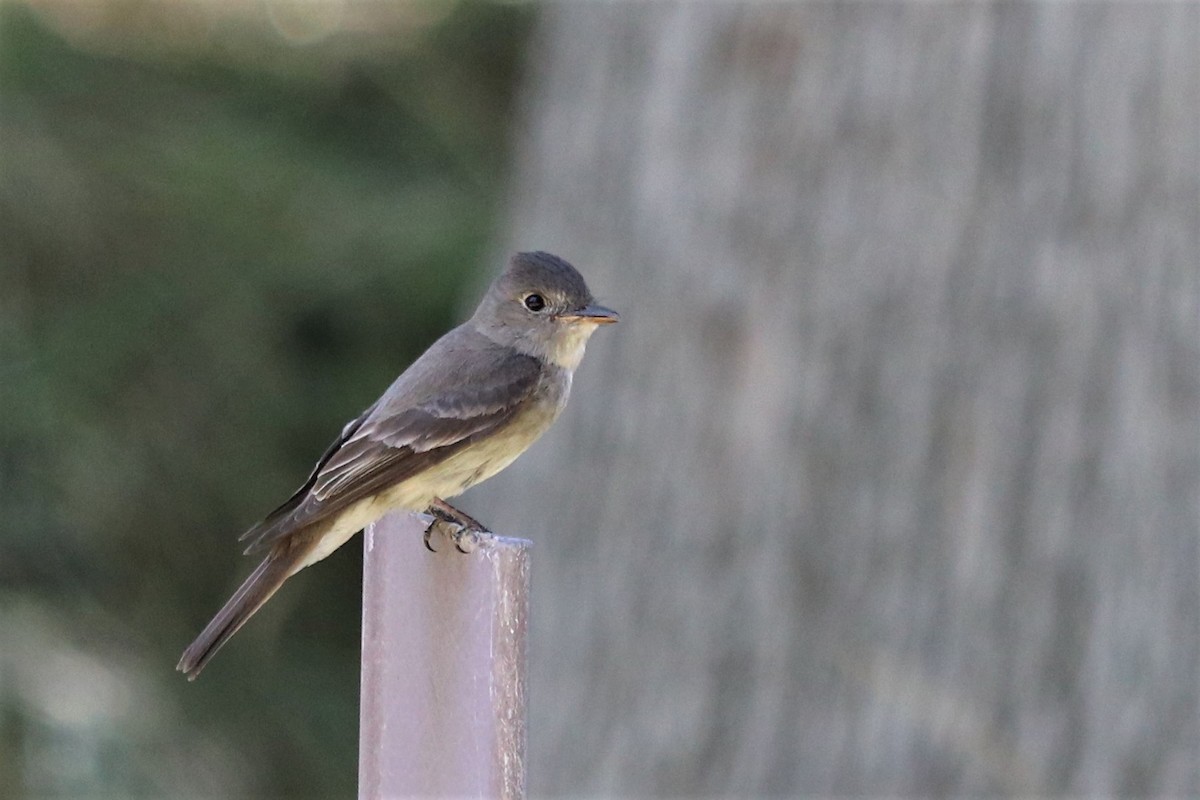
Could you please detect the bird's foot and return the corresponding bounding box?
[422,518,443,553]
[424,498,492,554]
[423,519,491,554]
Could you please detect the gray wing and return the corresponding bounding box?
[239,333,542,554]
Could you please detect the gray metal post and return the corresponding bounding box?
[359,511,530,799]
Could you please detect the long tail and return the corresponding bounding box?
[177,549,295,681]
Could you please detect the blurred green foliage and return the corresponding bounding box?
[0,1,532,795]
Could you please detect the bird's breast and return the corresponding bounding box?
[294,369,571,571]
[440,373,571,497]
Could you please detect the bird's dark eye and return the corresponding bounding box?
[523,293,545,312]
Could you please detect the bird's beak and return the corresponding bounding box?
[557,303,619,325]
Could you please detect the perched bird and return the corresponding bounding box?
[178,251,618,679]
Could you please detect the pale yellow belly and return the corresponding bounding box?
[295,399,563,572]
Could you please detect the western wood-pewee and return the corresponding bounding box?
[177,251,617,679]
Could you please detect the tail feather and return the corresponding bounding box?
[177,552,293,681]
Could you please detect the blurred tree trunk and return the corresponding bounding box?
[471,3,1198,796]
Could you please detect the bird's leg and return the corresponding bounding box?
[430,498,489,531]
[426,497,492,554]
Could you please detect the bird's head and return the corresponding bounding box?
[473,251,618,370]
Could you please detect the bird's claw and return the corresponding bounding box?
[451,525,497,554]
[422,514,492,555]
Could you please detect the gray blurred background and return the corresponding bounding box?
[2,1,1197,797]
